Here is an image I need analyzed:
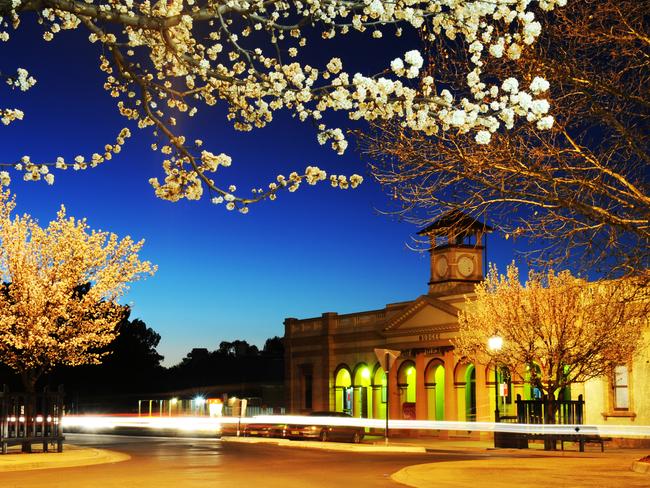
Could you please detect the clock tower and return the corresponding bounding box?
[417,211,492,295]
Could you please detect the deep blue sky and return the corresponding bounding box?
[1,17,521,366]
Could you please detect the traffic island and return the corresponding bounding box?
[632,456,650,474]
[0,444,130,471]
[220,436,426,453]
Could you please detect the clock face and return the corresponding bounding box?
[436,256,448,277]
[458,256,475,277]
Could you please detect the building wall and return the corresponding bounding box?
[284,289,650,441]
[584,327,650,428]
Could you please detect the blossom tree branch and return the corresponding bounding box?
[0,0,566,211]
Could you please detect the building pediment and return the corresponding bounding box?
[382,295,459,334]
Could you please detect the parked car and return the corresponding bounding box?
[243,420,288,438]
[286,411,364,443]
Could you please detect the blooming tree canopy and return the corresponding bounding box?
[0,191,156,391]
[455,264,649,406]
[0,0,565,212]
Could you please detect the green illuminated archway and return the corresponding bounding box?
[334,365,352,413]
[371,365,387,420]
[397,360,416,418]
[352,363,372,418]
[425,359,445,420]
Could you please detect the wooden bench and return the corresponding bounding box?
[559,435,611,452]
[522,434,611,452]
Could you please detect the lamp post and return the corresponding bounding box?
[488,335,503,447]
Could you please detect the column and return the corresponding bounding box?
[415,353,427,420]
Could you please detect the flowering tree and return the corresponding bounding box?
[0,191,156,391]
[455,264,648,426]
[0,0,566,212]
[362,0,649,276]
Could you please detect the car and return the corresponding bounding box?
[243,421,288,438]
[286,411,364,443]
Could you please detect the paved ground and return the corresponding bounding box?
[225,435,650,487]
[389,445,650,488]
[0,433,648,487]
[0,434,468,487]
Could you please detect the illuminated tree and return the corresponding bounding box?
[363,0,648,276]
[0,0,567,212]
[455,264,649,425]
[0,191,156,391]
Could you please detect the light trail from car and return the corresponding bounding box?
[61,414,650,438]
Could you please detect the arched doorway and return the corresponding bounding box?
[397,360,416,419]
[424,359,445,420]
[465,365,476,421]
[455,362,477,422]
[372,365,386,420]
[334,365,352,414]
[352,363,372,418]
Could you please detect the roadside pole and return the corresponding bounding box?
[385,352,390,445]
[374,348,400,446]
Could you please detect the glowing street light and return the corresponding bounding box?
[488,335,503,352]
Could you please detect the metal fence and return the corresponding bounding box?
[0,385,65,454]
[223,405,285,417]
[515,393,584,425]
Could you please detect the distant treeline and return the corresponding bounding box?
[0,314,284,411]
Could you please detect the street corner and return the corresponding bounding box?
[391,454,650,488]
[0,445,131,472]
[220,436,281,446]
[631,458,650,475]
[220,435,426,453]
[275,439,426,453]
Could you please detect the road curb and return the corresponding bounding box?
[0,446,130,472]
[220,436,426,453]
[631,461,650,474]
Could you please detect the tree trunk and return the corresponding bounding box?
[20,370,39,393]
[544,394,557,451]
[19,370,40,453]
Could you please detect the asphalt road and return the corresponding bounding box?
[1,434,483,488]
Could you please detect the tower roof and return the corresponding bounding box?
[416,210,493,236]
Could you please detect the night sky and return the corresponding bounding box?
[1,17,521,366]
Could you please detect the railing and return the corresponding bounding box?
[515,393,584,425]
[0,385,65,454]
[495,394,585,449]
[223,406,285,417]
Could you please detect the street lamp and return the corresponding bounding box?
[488,335,503,423]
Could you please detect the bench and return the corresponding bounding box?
[559,435,611,452]
[519,434,611,452]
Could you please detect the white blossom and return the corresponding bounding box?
[475,130,492,145]
[530,76,550,94]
